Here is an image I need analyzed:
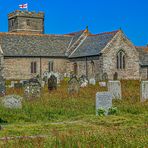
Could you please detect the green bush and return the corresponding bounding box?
[108,107,118,115]
[97,108,106,116]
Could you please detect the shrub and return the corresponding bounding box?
[0,118,8,123]
[97,108,106,116]
[108,107,118,115]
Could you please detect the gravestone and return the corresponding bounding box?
[89,78,96,85]
[68,76,79,94]
[43,71,61,85]
[79,75,88,87]
[0,76,5,96]
[102,73,108,81]
[108,81,122,99]
[99,82,106,87]
[1,95,22,109]
[96,92,112,115]
[14,83,23,89]
[41,81,45,87]
[113,72,118,80]
[140,81,148,102]
[24,77,41,99]
[48,75,57,91]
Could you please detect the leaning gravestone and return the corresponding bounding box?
[68,76,79,94]
[48,75,57,91]
[1,95,22,109]
[108,81,122,99]
[96,92,112,115]
[140,81,148,102]
[0,76,5,96]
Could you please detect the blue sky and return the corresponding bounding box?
[0,0,147,46]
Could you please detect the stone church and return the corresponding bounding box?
[0,10,148,80]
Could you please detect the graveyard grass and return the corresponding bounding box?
[0,80,147,147]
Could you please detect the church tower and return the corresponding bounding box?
[8,10,44,34]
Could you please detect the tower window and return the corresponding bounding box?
[11,19,14,26]
[117,50,126,70]
[31,62,37,74]
[26,19,31,26]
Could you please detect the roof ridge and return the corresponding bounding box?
[0,32,72,37]
[135,46,147,48]
[88,30,119,37]
[65,30,85,36]
[136,46,148,53]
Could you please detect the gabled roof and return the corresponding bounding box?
[69,30,119,58]
[0,29,120,58]
[136,46,148,66]
[0,32,72,57]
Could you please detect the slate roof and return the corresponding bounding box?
[136,46,148,66]
[0,33,72,57]
[65,30,85,48]
[69,30,119,58]
[1,29,148,68]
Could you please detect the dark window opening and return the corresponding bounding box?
[31,62,37,74]
[26,19,31,26]
[73,63,78,75]
[11,20,14,26]
[49,61,53,72]
[91,60,95,76]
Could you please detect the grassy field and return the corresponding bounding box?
[0,80,147,147]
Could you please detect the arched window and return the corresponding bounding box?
[91,60,95,76]
[73,63,78,75]
[117,50,126,70]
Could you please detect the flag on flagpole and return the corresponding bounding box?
[19,3,28,9]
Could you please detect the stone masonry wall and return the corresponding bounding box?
[140,67,148,80]
[67,56,103,79]
[102,31,140,80]
[3,57,67,80]
[8,11,44,34]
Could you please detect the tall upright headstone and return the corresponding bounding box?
[48,75,57,91]
[108,81,122,99]
[140,81,148,102]
[68,76,79,94]
[96,92,112,115]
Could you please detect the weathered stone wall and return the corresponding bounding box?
[140,67,148,80]
[102,31,140,80]
[3,57,67,80]
[8,11,44,34]
[67,56,103,79]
